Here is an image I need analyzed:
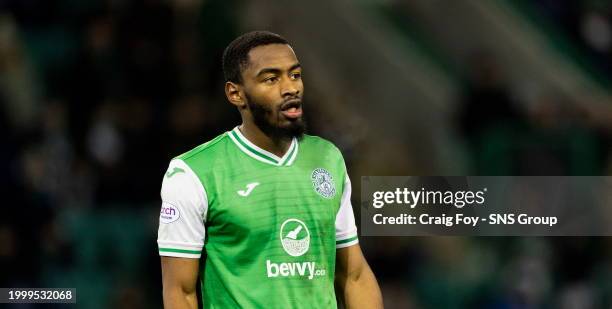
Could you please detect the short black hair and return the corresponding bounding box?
[222,31,289,84]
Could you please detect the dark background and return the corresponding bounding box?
[1,0,611,308]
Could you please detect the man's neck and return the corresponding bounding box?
[239,122,292,158]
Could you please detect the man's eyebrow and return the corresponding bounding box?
[256,68,281,77]
[288,63,301,71]
[255,63,301,78]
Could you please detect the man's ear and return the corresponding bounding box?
[225,82,246,109]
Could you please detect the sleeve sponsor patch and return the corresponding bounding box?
[160,203,180,224]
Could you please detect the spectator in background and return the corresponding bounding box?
[458,51,523,140]
[457,51,524,174]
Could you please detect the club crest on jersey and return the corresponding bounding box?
[280,219,310,257]
[311,168,336,199]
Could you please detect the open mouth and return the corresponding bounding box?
[280,99,303,119]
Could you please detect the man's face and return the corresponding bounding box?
[240,44,305,140]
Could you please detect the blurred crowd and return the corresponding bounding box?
[372,2,612,308]
[1,0,612,308]
[1,0,243,307]
[456,49,612,176]
[533,0,612,77]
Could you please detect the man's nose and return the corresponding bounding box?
[281,78,300,98]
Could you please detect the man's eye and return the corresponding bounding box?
[291,72,302,79]
[264,77,278,83]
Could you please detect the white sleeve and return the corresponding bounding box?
[157,159,208,258]
[335,173,358,248]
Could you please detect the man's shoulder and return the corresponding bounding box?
[300,134,344,158]
[173,131,230,163]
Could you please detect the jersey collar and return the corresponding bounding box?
[228,126,299,166]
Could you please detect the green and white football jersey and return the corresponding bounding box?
[157,127,358,308]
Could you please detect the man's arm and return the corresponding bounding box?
[158,159,207,308]
[335,244,383,309]
[161,256,200,309]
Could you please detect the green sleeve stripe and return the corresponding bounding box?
[336,236,358,245]
[230,131,279,164]
[159,248,201,254]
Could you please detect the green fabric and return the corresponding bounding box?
[177,131,347,308]
[159,248,201,254]
[336,236,358,245]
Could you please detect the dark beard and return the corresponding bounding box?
[245,93,306,142]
